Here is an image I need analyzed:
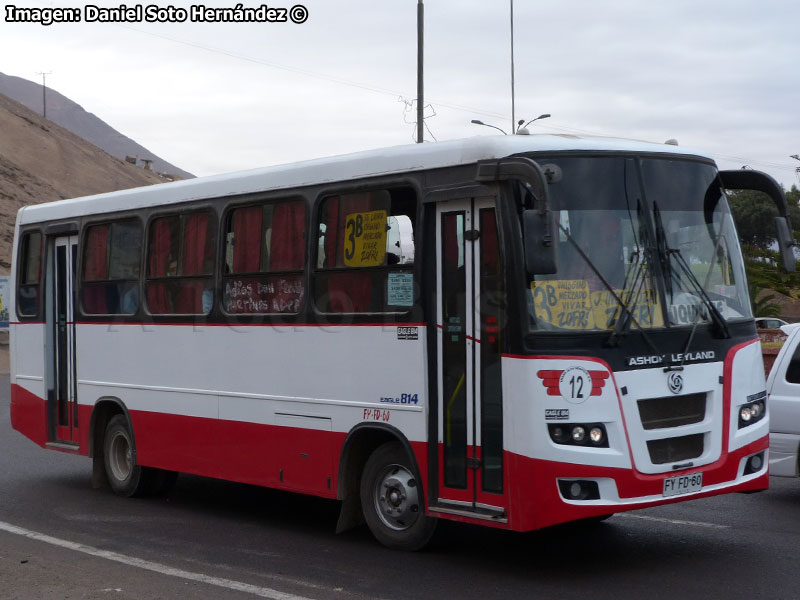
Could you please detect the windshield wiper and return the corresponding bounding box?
[652,202,731,342]
[667,248,730,338]
[607,199,653,346]
[556,221,662,356]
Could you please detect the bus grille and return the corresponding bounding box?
[637,393,706,430]
[646,434,704,465]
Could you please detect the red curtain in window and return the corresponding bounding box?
[232,206,262,273]
[175,280,205,314]
[149,219,172,277]
[443,213,461,269]
[325,193,374,312]
[84,226,108,280]
[481,209,499,272]
[147,218,173,313]
[328,272,373,312]
[183,213,209,276]
[174,213,210,314]
[82,226,109,314]
[322,197,339,269]
[271,203,305,271]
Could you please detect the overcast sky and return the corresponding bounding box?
[2,0,798,188]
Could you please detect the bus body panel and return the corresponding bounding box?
[8,136,770,543]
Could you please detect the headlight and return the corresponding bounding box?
[548,423,609,447]
[738,398,766,429]
[589,427,604,444]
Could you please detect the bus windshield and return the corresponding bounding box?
[526,155,752,332]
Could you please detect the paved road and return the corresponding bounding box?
[2,375,799,599]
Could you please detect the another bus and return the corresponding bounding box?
[9,136,793,550]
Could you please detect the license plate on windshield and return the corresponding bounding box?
[662,472,703,497]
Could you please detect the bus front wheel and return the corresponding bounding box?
[103,414,150,497]
[360,442,436,551]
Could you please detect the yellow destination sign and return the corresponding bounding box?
[343,210,387,267]
[532,279,663,330]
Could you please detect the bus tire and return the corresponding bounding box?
[360,442,436,551]
[103,414,151,497]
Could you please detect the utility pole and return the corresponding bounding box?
[417,0,424,143]
[36,71,52,119]
[510,0,515,134]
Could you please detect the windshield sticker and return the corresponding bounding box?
[532,279,593,329]
[388,272,414,306]
[668,300,727,325]
[591,288,664,329]
[533,280,664,330]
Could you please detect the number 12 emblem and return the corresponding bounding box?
[558,366,592,404]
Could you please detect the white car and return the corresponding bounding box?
[756,317,789,329]
[766,323,800,476]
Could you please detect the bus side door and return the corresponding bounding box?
[435,197,507,517]
[49,235,79,445]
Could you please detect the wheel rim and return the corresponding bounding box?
[107,430,133,483]
[373,463,420,531]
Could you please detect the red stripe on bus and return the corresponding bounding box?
[72,321,428,328]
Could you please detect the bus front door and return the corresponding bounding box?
[436,198,507,518]
[50,235,79,444]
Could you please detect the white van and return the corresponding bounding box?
[767,323,800,476]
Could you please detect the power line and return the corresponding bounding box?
[118,24,510,122]
[115,24,797,177]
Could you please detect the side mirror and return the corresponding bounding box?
[475,157,558,275]
[523,208,557,274]
[719,169,797,272]
[775,216,796,273]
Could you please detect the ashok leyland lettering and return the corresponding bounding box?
[8,136,793,550]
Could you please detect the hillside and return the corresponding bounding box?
[0,92,168,272]
[0,72,194,180]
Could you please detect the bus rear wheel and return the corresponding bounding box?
[360,442,436,551]
[103,414,152,497]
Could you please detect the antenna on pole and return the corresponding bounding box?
[36,71,52,119]
[416,0,424,143]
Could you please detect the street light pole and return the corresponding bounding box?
[471,119,508,135]
[417,0,424,144]
[516,113,551,134]
[510,0,515,135]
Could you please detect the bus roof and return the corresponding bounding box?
[18,134,712,225]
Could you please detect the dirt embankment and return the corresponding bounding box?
[0,92,168,272]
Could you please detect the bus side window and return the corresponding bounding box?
[145,212,216,315]
[82,221,142,315]
[17,231,42,317]
[221,200,306,315]
[314,187,416,313]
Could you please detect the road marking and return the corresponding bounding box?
[616,513,730,529]
[0,520,315,600]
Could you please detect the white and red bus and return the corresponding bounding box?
[9,136,792,550]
